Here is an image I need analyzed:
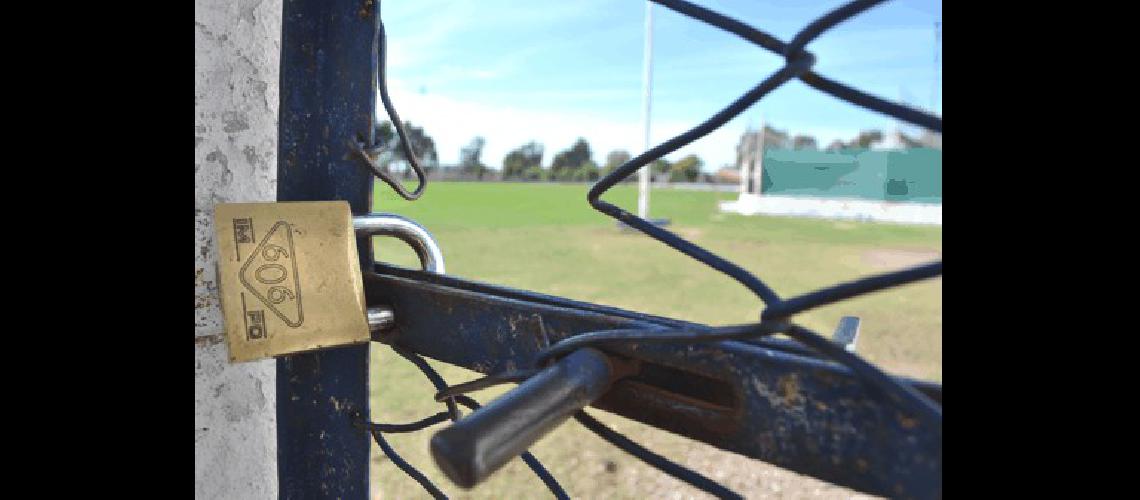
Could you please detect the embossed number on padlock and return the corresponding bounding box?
[215,201,369,363]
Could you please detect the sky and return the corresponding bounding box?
[378,0,941,172]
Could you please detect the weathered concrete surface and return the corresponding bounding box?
[195,0,281,497]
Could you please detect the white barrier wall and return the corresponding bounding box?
[720,193,942,226]
[195,0,281,497]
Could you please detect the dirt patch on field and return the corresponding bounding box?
[628,444,878,499]
[674,227,705,240]
[862,249,941,270]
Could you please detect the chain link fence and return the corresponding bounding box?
[360,0,942,498]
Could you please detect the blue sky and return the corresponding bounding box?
[379,0,941,171]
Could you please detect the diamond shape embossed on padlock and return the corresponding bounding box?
[214,201,369,362]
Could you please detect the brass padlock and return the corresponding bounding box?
[214,201,443,363]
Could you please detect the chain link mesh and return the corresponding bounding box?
[362,0,942,497]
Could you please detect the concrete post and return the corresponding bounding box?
[195,0,281,497]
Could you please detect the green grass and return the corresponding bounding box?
[368,181,941,499]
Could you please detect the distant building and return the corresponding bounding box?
[714,167,740,184]
[736,125,789,195]
[920,130,942,150]
[876,128,943,151]
[875,129,907,150]
[721,123,942,224]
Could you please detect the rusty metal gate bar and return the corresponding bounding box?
[276,0,377,498]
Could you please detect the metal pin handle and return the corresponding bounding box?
[430,348,614,488]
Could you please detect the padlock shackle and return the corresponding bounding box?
[353,213,445,274]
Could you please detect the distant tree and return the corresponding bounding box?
[502,141,544,180]
[602,150,632,179]
[572,160,601,182]
[459,136,489,180]
[551,138,593,181]
[852,130,884,148]
[669,154,703,182]
[638,158,670,182]
[825,140,846,151]
[521,165,547,181]
[376,121,439,177]
[792,135,818,150]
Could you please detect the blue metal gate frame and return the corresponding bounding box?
[276,0,376,497]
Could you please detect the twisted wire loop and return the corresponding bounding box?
[364,0,942,498]
[354,15,428,201]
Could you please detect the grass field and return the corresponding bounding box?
[368,181,941,499]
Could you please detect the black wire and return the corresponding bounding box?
[362,412,451,433]
[651,0,787,53]
[648,0,942,132]
[521,448,572,500]
[574,410,744,500]
[588,58,814,305]
[786,0,888,58]
[367,408,567,500]
[799,70,942,132]
[390,347,571,500]
[366,0,944,497]
[394,346,461,421]
[762,261,943,320]
[357,15,428,201]
[534,322,788,366]
[582,0,942,440]
[369,428,449,499]
[782,324,941,425]
[434,369,540,401]
[453,395,481,410]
